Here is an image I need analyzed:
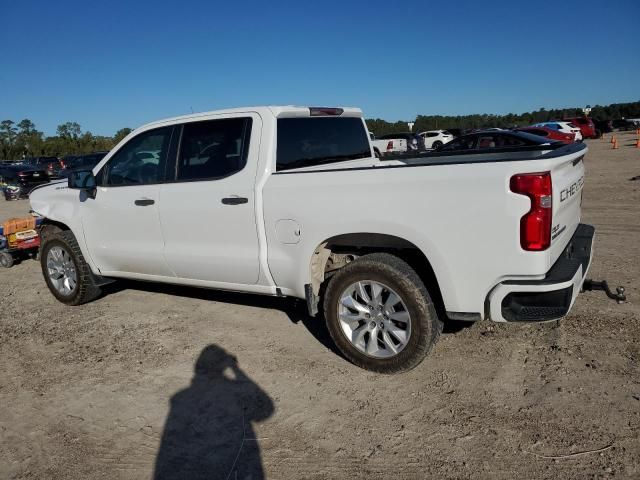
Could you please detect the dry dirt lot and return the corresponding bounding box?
[1,133,639,479]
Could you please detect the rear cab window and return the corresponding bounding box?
[276,117,371,171]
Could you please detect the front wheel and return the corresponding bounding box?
[323,253,443,373]
[431,140,443,150]
[40,230,102,305]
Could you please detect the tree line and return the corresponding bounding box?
[366,100,640,135]
[1,100,639,159]
[0,120,132,161]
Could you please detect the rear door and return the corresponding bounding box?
[158,114,261,285]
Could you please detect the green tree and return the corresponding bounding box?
[17,119,36,135]
[15,119,44,158]
[57,121,82,140]
[113,127,132,144]
[0,120,18,159]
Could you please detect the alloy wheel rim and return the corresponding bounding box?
[46,246,77,296]
[337,281,412,359]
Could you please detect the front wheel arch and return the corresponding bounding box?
[39,219,70,242]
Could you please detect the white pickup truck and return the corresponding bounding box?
[30,105,597,373]
[369,132,407,156]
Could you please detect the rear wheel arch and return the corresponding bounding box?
[307,233,446,319]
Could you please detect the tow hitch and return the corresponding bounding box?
[582,279,627,304]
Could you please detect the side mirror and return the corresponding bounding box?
[68,170,97,198]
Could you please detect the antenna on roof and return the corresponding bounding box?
[190,106,194,113]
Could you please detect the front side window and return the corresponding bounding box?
[101,127,172,186]
[277,117,371,171]
[176,118,252,181]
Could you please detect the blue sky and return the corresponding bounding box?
[1,0,638,136]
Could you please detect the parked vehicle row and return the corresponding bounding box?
[370,130,455,155]
[514,126,576,144]
[434,130,565,152]
[0,164,49,200]
[58,151,108,178]
[0,151,107,200]
[368,114,636,157]
[24,156,62,178]
[532,121,583,141]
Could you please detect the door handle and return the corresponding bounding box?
[134,198,155,206]
[221,196,248,205]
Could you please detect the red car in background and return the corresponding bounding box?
[564,116,598,139]
[514,126,575,144]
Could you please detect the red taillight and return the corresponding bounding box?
[510,172,552,251]
[386,141,394,152]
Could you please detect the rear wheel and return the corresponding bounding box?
[40,230,101,305]
[431,140,443,150]
[323,253,443,373]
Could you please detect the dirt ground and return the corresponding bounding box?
[1,132,639,479]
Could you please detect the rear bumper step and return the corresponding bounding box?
[488,224,594,322]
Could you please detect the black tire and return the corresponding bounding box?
[0,252,14,268]
[40,230,101,305]
[373,148,381,158]
[431,140,443,150]
[323,253,443,373]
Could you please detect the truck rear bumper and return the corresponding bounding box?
[487,224,594,323]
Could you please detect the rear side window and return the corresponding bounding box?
[277,117,370,171]
[176,118,252,181]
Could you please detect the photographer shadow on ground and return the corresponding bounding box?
[154,344,274,480]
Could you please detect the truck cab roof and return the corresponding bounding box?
[141,106,363,131]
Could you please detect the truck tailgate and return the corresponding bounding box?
[549,147,585,265]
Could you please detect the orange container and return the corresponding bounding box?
[2,217,36,235]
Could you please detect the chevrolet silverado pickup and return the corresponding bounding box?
[30,106,594,373]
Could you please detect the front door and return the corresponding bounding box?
[159,115,261,285]
[80,126,175,277]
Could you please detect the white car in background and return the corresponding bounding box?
[417,130,455,150]
[533,122,583,142]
